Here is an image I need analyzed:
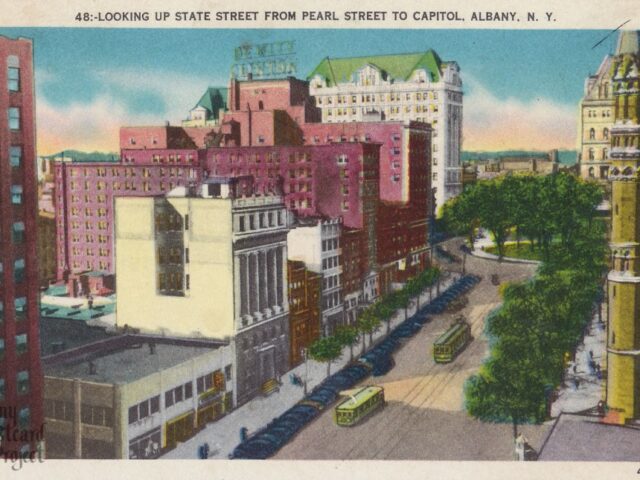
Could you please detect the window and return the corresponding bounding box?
[0,339,4,361]
[128,406,138,424]
[12,222,25,243]
[8,107,20,130]
[0,378,4,401]
[165,390,174,408]
[9,146,21,167]
[14,260,25,283]
[17,371,29,395]
[18,408,29,430]
[185,381,193,399]
[150,395,160,414]
[11,185,23,204]
[16,334,27,355]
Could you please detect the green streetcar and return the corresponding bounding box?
[433,317,471,363]
[334,386,385,426]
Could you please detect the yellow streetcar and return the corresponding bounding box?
[334,386,385,426]
[433,317,471,363]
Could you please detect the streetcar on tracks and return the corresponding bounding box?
[433,316,471,363]
[334,386,385,426]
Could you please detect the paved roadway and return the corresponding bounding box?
[275,240,551,460]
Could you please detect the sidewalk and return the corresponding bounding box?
[550,303,606,417]
[469,230,540,265]
[161,273,460,459]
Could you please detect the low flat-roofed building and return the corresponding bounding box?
[537,413,640,461]
[43,334,232,459]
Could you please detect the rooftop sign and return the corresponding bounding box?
[231,40,297,79]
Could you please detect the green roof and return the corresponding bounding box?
[194,87,228,120]
[307,50,443,86]
[335,386,383,411]
[434,322,467,346]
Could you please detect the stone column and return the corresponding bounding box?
[269,248,278,308]
[260,250,268,313]
[252,252,260,313]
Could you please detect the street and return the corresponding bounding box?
[275,241,549,460]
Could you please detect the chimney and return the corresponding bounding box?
[88,361,97,375]
[165,120,170,127]
[149,342,156,355]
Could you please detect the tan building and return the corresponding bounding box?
[607,31,640,423]
[43,334,233,459]
[577,53,615,181]
[37,211,57,286]
[116,177,291,405]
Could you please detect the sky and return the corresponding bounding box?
[0,28,620,155]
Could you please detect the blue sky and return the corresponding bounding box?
[0,28,619,154]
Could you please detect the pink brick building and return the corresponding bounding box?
[54,75,431,291]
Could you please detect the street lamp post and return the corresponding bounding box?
[302,348,309,395]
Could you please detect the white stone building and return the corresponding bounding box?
[308,50,463,212]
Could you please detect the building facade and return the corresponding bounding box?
[287,260,321,366]
[116,178,290,405]
[308,50,462,212]
[0,36,43,457]
[43,335,232,459]
[607,30,640,423]
[577,54,615,181]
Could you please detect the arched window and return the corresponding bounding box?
[588,148,595,160]
[603,128,609,140]
[589,128,596,140]
[588,167,595,177]
[258,100,264,110]
[603,148,608,160]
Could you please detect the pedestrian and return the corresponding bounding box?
[572,364,577,374]
[589,350,594,359]
[596,363,601,374]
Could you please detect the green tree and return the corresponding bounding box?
[357,308,381,353]
[335,325,359,362]
[309,336,343,378]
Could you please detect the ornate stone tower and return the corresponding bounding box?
[607,30,640,422]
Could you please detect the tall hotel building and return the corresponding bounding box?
[0,36,43,455]
[308,50,462,212]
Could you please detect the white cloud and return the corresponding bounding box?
[94,67,225,124]
[36,95,158,155]
[36,67,225,155]
[463,74,577,151]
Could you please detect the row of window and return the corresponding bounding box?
[70,180,181,193]
[0,371,29,400]
[322,255,340,271]
[70,166,196,178]
[588,127,610,141]
[317,91,440,105]
[321,238,339,252]
[237,210,284,232]
[0,260,26,286]
[586,109,611,118]
[71,247,110,257]
[127,368,230,425]
[322,274,342,290]
[0,407,30,432]
[44,399,114,427]
[0,334,27,359]
[322,290,342,310]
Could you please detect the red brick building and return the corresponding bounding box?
[0,36,43,457]
[287,260,322,366]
